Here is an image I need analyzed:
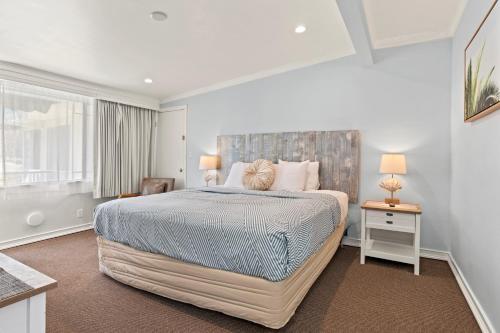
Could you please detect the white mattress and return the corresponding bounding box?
[305,190,349,221]
[97,220,346,329]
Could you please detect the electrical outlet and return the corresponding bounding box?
[76,208,84,218]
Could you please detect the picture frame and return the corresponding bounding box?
[464,0,500,122]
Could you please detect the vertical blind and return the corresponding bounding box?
[0,80,93,194]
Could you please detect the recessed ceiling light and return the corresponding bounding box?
[150,11,167,21]
[144,78,153,84]
[295,25,306,34]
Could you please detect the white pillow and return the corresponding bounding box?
[270,160,309,191]
[306,161,320,190]
[279,160,320,190]
[224,162,249,188]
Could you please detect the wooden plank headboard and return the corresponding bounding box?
[217,130,361,203]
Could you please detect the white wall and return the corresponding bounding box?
[163,40,452,251]
[0,192,107,246]
[0,62,158,247]
[450,0,499,330]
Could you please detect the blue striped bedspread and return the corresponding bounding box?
[93,187,341,281]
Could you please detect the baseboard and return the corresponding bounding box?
[341,236,361,248]
[341,236,494,333]
[0,223,93,250]
[447,254,494,333]
[419,247,449,261]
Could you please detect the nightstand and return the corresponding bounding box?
[360,201,422,275]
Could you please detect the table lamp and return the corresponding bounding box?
[379,154,407,207]
[199,155,220,186]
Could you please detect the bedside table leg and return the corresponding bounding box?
[360,209,366,264]
[414,215,421,275]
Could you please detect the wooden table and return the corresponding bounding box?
[0,253,57,333]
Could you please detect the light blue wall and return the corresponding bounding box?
[450,0,499,330]
[163,40,452,251]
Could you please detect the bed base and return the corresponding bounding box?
[97,220,345,329]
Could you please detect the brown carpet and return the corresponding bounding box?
[2,231,479,333]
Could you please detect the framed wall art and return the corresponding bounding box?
[464,0,499,122]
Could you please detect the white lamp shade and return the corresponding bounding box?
[199,155,220,170]
[379,154,407,174]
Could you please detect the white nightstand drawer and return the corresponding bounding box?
[366,214,415,232]
[366,210,415,222]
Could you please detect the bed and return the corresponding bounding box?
[94,130,360,329]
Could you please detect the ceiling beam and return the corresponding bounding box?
[337,0,374,65]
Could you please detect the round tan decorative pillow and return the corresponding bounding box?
[243,159,275,190]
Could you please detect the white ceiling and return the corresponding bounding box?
[363,0,467,49]
[0,0,469,102]
[0,0,355,101]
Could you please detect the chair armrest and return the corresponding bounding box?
[164,178,175,192]
[118,193,141,199]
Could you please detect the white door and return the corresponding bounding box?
[155,106,187,190]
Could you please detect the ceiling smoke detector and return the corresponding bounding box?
[150,11,167,22]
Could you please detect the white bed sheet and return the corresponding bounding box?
[305,190,348,221]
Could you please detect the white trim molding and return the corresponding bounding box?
[342,236,494,333]
[372,31,453,50]
[160,54,354,104]
[341,236,362,248]
[0,223,93,250]
[449,0,468,37]
[368,2,466,51]
[159,104,188,113]
[448,253,495,333]
[0,61,160,110]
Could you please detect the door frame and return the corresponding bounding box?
[157,104,188,189]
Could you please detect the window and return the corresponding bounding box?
[0,80,93,189]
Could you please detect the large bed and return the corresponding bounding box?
[94,130,360,329]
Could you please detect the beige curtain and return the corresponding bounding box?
[94,100,157,198]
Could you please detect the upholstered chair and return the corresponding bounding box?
[118,177,175,198]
